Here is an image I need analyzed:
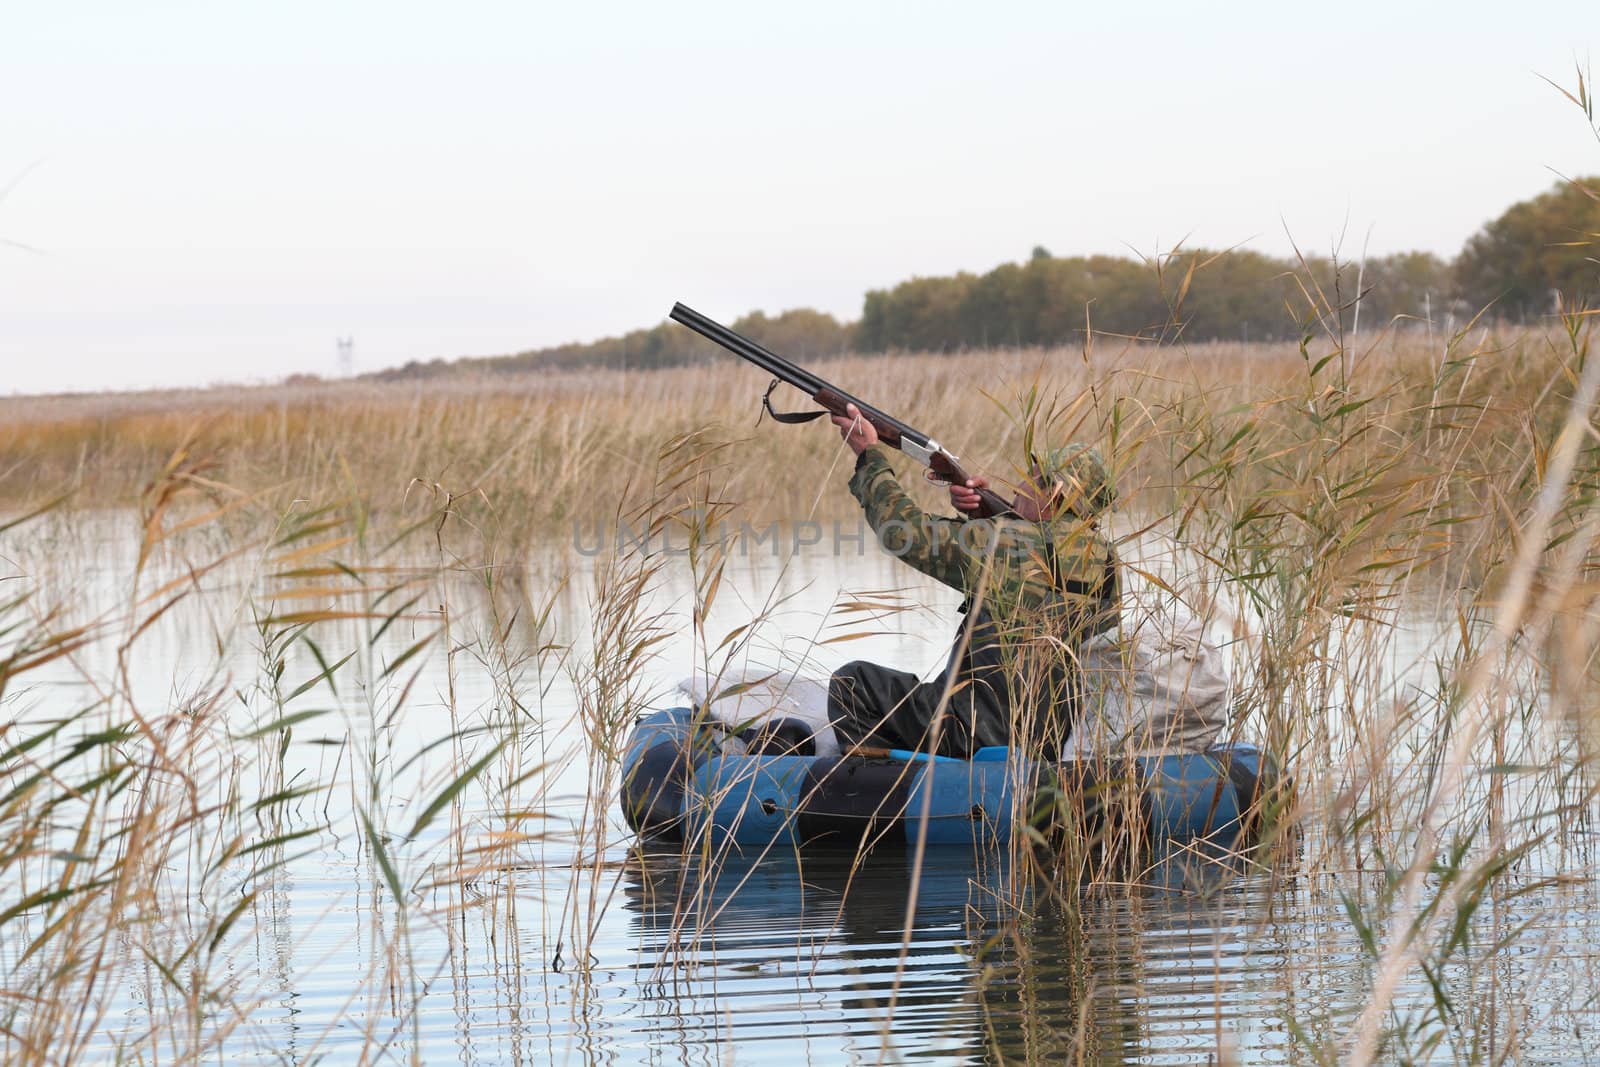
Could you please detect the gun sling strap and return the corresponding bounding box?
[761,378,829,425]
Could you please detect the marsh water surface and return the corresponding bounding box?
[4,517,1599,1065]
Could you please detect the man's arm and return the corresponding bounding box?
[830,402,1005,592]
[848,446,977,592]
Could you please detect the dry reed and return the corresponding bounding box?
[5,262,1600,1061]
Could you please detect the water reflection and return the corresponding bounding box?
[618,845,1301,1064]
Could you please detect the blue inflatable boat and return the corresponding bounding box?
[620,707,1287,855]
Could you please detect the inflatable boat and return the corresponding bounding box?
[620,707,1287,856]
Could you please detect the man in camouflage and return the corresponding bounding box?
[826,403,1120,759]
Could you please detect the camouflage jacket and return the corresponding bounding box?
[848,446,1119,644]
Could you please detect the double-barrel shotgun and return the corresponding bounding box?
[669,302,1013,519]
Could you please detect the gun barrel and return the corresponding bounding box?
[669,303,824,395]
[668,302,932,448]
[670,301,1016,519]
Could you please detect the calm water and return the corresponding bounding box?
[3,516,1599,1064]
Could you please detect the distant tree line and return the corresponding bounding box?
[855,246,1450,349]
[372,176,1598,381]
[1454,177,1600,321]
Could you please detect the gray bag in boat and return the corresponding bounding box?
[1065,590,1234,757]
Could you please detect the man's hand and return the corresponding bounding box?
[949,475,991,515]
[829,402,880,456]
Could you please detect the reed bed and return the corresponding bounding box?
[2,294,1600,1063]
[0,332,1496,550]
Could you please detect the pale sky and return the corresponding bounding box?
[1,1,1595,394]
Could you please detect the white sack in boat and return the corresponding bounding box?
[675,671,843,758]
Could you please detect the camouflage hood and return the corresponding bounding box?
[1035,444,1115,518]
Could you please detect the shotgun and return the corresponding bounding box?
[669,302,1014,519]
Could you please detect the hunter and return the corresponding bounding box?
[826,403,1120,759]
